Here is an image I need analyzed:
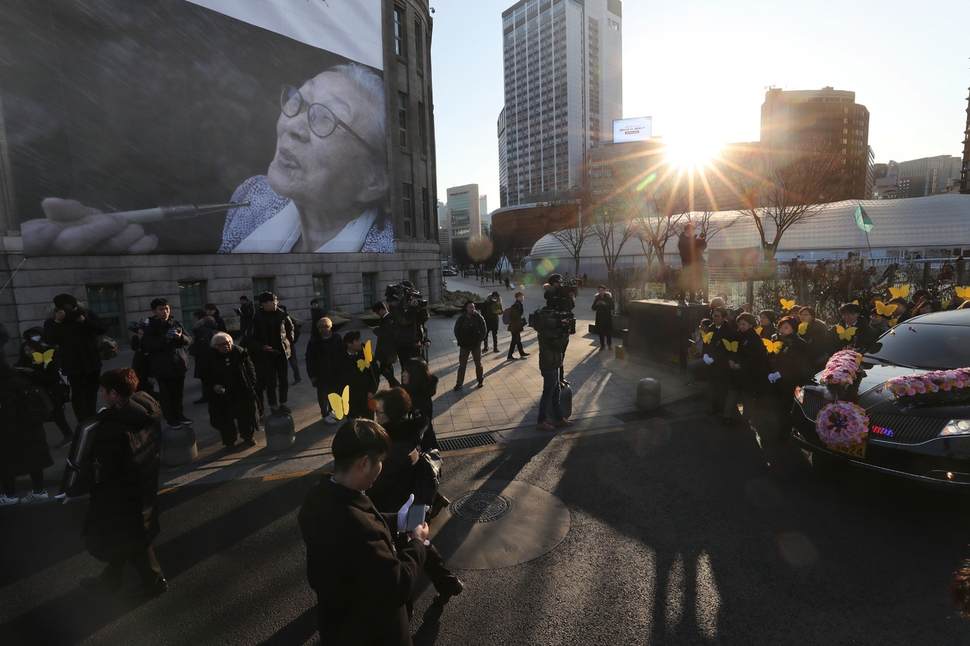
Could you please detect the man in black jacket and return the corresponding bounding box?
[506,292,530,361]
[142,298,191,428]
[370,301,400,388]
[297,419,429,644]
[248,292,295,416]
[42,293,108,423]
[305,317,343,424]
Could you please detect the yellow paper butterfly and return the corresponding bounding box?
[32,349,55,366]
[755,326,763,336]
[837,325,857,341]
[327,385,351,420]
[798,321,809,335]
[874,301,897,316]
[357,340,373,372]
[888,318,899,328]
[763,338,782,354]
[701,331,713,344]
[888,285,909,299]
[722,339,738,352]
[852,300,859,305]
[780,298,795,310]
[942,300,952,310]
[956,286,970,299]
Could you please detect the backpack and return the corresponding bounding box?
[412,449,443,506]
[23,386,53,424]
[502,308,512,325]
[96,335,119,360]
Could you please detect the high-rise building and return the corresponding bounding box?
[446,184,481,250]
[760,87,871,200]
[499,0,622,207]
[897,155,963,198]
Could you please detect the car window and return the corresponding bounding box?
[867,323,970,369]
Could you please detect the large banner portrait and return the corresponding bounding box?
[0,0,392,256]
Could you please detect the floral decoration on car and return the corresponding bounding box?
[819,350,864,387]
[815,401,869,448]
[882,368,970,407]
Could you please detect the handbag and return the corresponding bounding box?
[412,449,442,506]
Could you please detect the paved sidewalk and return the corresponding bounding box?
[39,275,701,489]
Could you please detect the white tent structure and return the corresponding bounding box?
[527,194,970,277]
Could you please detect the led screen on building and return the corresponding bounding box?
[613,117,653,143]
[1,0,392,256]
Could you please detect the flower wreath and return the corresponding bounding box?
[815,401,869,448]
[819,350,864,387]
[882,367,970,406]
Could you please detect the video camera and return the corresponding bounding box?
[545,278,579,313]
[384,282,428,310]
[528,307,576,337]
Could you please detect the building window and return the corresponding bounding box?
[394,6,407,58]
[414,19,424,69]
[86,284,124,339]
[409,270,420,293]
[427,268,436,302]
[252,277,274,300]
[422,187,432,239]
[403,183,414,236]
[362,272,378,309]
[398,93,408,147]
[177,280,207,321]
[312,274,332,312]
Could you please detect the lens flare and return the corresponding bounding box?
[636,173,657,191]
[536,256,558,277]
[466,236,493,262]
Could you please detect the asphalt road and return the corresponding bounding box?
[2,399,970,645]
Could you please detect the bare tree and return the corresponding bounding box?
[536,196,589,277]
[684,209,738,243]
[625,163,691,266]
[722,142,843,261]
[588,176,636,288]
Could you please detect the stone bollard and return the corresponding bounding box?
[161,424,198,466]
[636,378,661,411]
[265,413,296,452]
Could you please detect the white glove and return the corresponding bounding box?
[768,371,781,383]
[396,493,415,533]
[702,354,713,365]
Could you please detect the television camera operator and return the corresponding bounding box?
[386,281,430,369]
[541,274,577,386]
[531,274,576,430]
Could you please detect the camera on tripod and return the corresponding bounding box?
[384,283,428,310]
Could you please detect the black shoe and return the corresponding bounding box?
[192,397,208,405]
[80,575,122,592]
[224,442,237,452]
[507,355,517,361]
[428,494,451,520]
[493,348,500,353]
[598,346,605,352]
[520,352,531,357]
[278,404,292,415]
[240,438,257,447]
[477,379,484,388]
[453,384,462,392]
[124,577,168,599]
[293,379,302,384]
[57,434,74,449]
[436,577,464,603]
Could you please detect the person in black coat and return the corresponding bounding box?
[482,292,503,353]
[758,310,778,340]
[248,292,295,416]
[367,389,463,602]
[235,295,256,340]
[127,319,156,399]
[797,306,830,373]
[401,358,439,451]
[765,316,809,438]
[334,330,378,420]
[42,293,107,424]
[702,307,737,418]
[200,333,260,451]
[506,292,530,361]
[592,286,615,351]
[66,368,167,598]
[305,317,344,424]
[204,303,228,333]
[189,312,220,404]
[15,336,74,446]
[0,363,54,505]
[453,301,487,391]
[297,419,429,644]
[142,298,191,428]
[370,301,400,388]
[722,312,769,425]
[827,302,877,355]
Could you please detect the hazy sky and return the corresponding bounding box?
[429,0,969,212]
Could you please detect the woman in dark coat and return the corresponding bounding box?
[15,334,74,446]
[0,363,54,505]
[66,368,167,598]
[765,316,809,439]
[723,313,768,425]
[367,388,463,602]
[797,306,829,372]
[592,286,615,351]
[200,332,260,451]
[401,358,439,452]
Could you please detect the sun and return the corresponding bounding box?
[662,137,725,171]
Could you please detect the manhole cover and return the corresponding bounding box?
[450,490,514,523]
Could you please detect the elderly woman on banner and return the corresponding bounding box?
[22,63,391,256]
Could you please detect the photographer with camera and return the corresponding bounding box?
[142,298,192,429]
[542,274,577,386]
[42,293,109,424]
[388,281,430,367]
[532,292,574,432]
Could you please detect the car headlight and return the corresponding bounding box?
[940,420,970,436]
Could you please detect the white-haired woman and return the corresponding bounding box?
[199,332,260,451]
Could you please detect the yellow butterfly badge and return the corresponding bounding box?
[763,338,782,354]
[722,339,738,353]
[780,298,795,310]
[798,321,809,335]
[701,331,713,344]
[874,301,897,316]
[888,285,909,299]
[32,349,55,366]
[328,385,351,421]
[955,286,970,299]
[357,340,373,372]
[888,318,899,328]
[755,326,763,336]
[837,325,857,341]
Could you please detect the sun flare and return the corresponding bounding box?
[662,137,725,170]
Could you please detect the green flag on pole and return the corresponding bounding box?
[854,205,873,232]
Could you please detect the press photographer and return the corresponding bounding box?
[386,281,430,366]
[530,274,575,431]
